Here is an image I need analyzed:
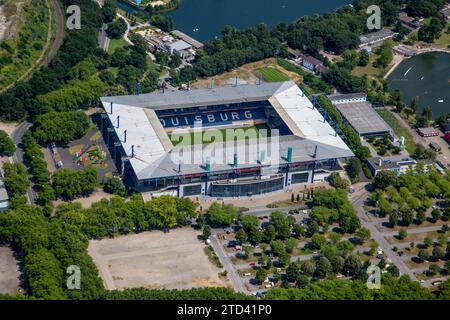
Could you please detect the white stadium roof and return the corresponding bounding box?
[100,81,353,180]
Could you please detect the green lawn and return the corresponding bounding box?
[259,67,290,82]
[434,24,450,49]
[107,37,128,54]
[376,108,417,154]
[169,124,270,146]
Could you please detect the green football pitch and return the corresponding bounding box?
[168,124,271,146]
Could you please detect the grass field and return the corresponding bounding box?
[169,124,271,146]
[107,37,128,54]
[435,24,450,49]
[259,67,290,82]
[376,108,417,154]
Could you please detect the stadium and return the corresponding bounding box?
[99,81,354,198]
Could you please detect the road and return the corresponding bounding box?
[41,0,65,67]
[210,231,247,294]
[10,122,37,204]
[352,191,418,282]
[381,225,444,237]
[99,23,110,51]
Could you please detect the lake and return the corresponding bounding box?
[388,52,450,118]
[116,0,352,41]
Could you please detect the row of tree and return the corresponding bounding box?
[0,195,199,299]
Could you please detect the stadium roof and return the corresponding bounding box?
[101,81,295,111]
[100,81,354,180]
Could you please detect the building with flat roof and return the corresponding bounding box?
[367,156,425,176]
[418,127,439,137]
[359,28,397,48]
[100,81,353,198]
[327,93,393,138]
[171,30,204,49]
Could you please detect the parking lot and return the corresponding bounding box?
[0,246,21,295]
[88,228,230,290]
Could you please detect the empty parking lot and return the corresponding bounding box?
[0,246,21,295]
[88,228,230,290]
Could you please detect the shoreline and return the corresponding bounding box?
[116,0,181,14]
[383,47,450,80]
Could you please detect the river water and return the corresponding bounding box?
[388,52,450,118]
[116,0,351,41]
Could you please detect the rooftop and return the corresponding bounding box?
[333,101,392,136]
[171,30,204,49]
[360,28,396,45]
[367,156,418,170]
[168,40,192,52]
[328,93,367,102]
[100,81,354,180]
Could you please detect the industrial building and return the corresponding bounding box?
[100,81,353,198]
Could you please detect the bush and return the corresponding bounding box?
[328,172,349,189]
[397,229,407,240]
[103,177,126,196]
[0,130,15,156]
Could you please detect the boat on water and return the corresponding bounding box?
[404,67,412,76]
[438,100,444,103]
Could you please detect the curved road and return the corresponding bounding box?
[41,0,65,68]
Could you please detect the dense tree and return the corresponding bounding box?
[355,227,371,244]
[206,203,238,227]
[52,167,98,200]
[149,15,174,32]
[0,130,15,156]
[3,163,29,197]
[375,39,393,68]
[255,268,268,285]
[315,256,332,278]
[328,172,349,189]
[235,229,248,245]
[374,170,398,189]
[33,111,91,144]
[107,18,127,39]
[101,0,117,23]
